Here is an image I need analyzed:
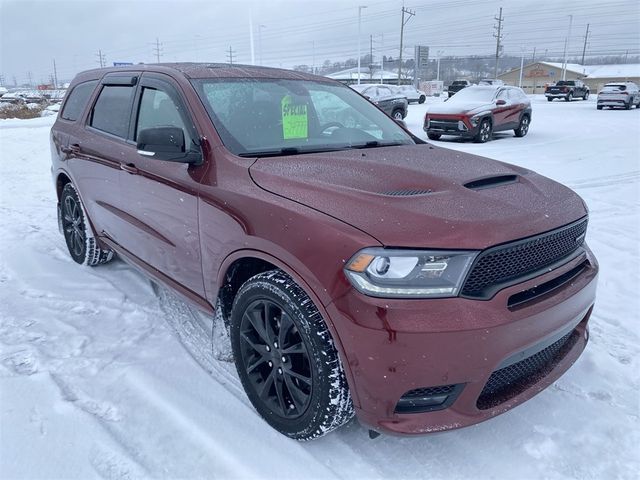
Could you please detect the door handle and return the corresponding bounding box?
[120,163,139,174]
[61,144,81,155]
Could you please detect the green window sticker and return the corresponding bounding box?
[281,95,308,139]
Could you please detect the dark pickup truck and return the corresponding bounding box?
[545,80,590,102]
[447,80,472,98]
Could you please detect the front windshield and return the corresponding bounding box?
[448,87,497,103]
[192,78,415,156]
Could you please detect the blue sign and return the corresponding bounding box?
[113,62,133,66]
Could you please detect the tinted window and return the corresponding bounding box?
[90,85,135,138]
[135,87,192,150]
[61,80,98,121]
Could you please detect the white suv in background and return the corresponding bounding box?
[597,82,640,110]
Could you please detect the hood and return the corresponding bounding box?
[249,144,586,249]
[427,101,493,116]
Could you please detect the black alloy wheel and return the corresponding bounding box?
[62,188,86,262]
[60,183,113,266]
[238,298,313,419]
[230,270,354,440]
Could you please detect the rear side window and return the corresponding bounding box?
[90,85,135,138]
[60,80,98,121]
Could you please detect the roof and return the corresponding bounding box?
[503,61,640,79]
[325,67,404,81]
[71,62,334,84]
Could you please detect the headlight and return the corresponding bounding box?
[344,248,478,298]
[470,114,482,126]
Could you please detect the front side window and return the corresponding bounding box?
[61,80,98,121]
[135,87,192,150]
[192,78,414,156]
[90,85,135,138]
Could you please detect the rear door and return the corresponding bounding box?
[492,88,516,130]
[70,73,139,241]
[116,72,205,297]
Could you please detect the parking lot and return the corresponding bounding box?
[1,96,639,479]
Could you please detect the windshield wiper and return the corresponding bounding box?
[349,141,407,149]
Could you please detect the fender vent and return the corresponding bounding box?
[464,175,518,190]
[380,188,433,196]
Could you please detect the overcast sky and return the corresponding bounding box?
[1,0,638,85]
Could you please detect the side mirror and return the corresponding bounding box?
[137,127,200,164]
[495,99,507,106]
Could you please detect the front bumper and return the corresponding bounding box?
[327,246,598,435]
[425,117,478,138]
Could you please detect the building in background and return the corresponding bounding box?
[499,62,640,94]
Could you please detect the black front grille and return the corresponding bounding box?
[461,217,588,298]
[402,385,456,398]
[477,330,578,410]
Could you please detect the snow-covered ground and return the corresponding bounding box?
[1,96,639,479]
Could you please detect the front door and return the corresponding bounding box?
[116,73,205,297]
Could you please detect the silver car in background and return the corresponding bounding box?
[391,85,427,104]
[597,82,640,110]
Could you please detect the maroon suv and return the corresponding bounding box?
[425,85,532,143]
[50,63,598,440]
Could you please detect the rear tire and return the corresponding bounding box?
[474,119,492,143]
[427,132,441,141]
[583,91,589,100]
[547,97,553,102]
[418,95,426,104]
[597,105,603,110]
[230,270,354,440]
[514,115,530,137]
[60,183,114,266]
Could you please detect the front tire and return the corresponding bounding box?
[625,100,631,110]
[583,91,589,100]
[392,109,404,120]
[60,183,113,266]
[230,270,354,440]
[565,92,573,102]
[514,115,530,137]
[597,105,603,110]
[547,97,553,102]
[418,95,426,104]
[474,119,492,143]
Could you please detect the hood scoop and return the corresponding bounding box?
[379,188,433,197]
[464,175,519,191]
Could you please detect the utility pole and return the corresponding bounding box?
[227,46,235,65]
[561,15,573,80]
[370,34,373,80]
[493,7,504,79]
[532,46,537,64]
[518,47,525,87]
[436,50,444,81]
[624,50,629,64]
[27,71,33,88]
[52,58,58,88]
[357,5,367,85]
[581,24,590,65]
[259,24,266,66]
[397,6,415,85]
[96,49,106,68]
[153,38,163,63]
